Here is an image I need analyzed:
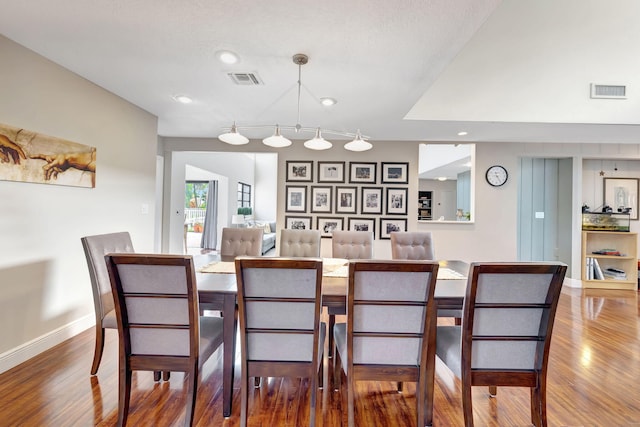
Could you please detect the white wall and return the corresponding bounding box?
[0,35,157,370]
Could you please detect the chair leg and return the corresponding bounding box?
[328,314,335,358]
[91,326,106,375]
[333,343,341,392]
[318,356,324,389]
[454,317,462,326]
[240,365,249,427]
[184,367,197,427]
[254,377,261,388]
[347,367,356,427]
[488,386,497,397]
[117,366,132,427]
[310,372,317,427]
[531,378,547,427]
[462,374,474,427]
[397,382,403,392]
[163,371,171,381]
[153,371,161,382]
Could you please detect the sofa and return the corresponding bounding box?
[246,220,276,254]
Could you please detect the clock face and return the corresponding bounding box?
[486,165,508,187]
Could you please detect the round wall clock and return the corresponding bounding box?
[485,165,508,187]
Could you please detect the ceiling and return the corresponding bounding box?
[1,0,639,145]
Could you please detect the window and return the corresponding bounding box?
[237,182,251,208]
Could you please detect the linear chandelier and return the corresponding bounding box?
[218,53,373,152]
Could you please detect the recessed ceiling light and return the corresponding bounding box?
[437,177,447,181]
[320,97,337,106]
[457,131,468,136]
[216,50,239,64]
[172,94,192,104]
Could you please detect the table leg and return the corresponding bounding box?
[222,294,237,417]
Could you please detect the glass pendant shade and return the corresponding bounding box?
[218,122,249,145]
[344,130,372,152]
[262,125,292,147]
[304,128,332,150]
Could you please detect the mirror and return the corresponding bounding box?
[418,143,474,222]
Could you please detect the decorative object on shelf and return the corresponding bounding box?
[380,218,407,239]
[286,160,313,182]
[581,212,630,232]
[418,190,432,220]
[217,54,372,151]
[386,187,408,215]
[317,161,345,183]
[349,162,376,183]
[361,187,383,214]
[381,162,409,184]
[485,165,508,187]
[603,177,639,220]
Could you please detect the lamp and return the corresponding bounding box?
[231,214,245,228]
[219,122,249,145]
[218,54,372,152]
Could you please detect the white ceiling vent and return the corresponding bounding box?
[590,83,626,99]
[228,72,263,85]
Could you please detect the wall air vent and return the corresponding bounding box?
[228,72,263,85]
[590,83,626,99]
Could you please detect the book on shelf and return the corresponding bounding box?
[603,267,627,280]
[592,258,604,280]
[592,249,623,256]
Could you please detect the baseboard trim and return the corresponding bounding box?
[565,277,583,288]
[0,314,94,374]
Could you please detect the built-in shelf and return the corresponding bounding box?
[418,191,432,220]
[581,231,637,290]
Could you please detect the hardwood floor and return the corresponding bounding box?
[1,286,639,426]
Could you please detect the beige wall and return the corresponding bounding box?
[0,36,157,369]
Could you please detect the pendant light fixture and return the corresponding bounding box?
[218,54,372,151]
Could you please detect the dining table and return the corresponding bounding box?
[194,255,469,418]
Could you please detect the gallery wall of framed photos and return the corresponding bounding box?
[284,160,409,239]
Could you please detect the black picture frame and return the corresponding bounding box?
[379,218,407,239]
[335,186,357,214]
[286,160,313,182]
[317,216,344,238]
[317,161,345,183]
[381,162,409,184]
[285,185,307,213]
[349,162,377,184]
[385,187,408,215]
[285,216,312,230]
[310,186,333,213]
[361,187,383,214]
[348,217,375,236]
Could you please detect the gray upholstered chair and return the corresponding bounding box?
[279,229,321,257]
[331,230,374,260]
[235,257,325,427]
[220,227,264,258]
[390,231,435,260]
[436,262,567,427]
[328,230,374,357]
[105,253,224,427]
[81,232,134,375]
[332,260,439,427]
[389,231,460,322]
